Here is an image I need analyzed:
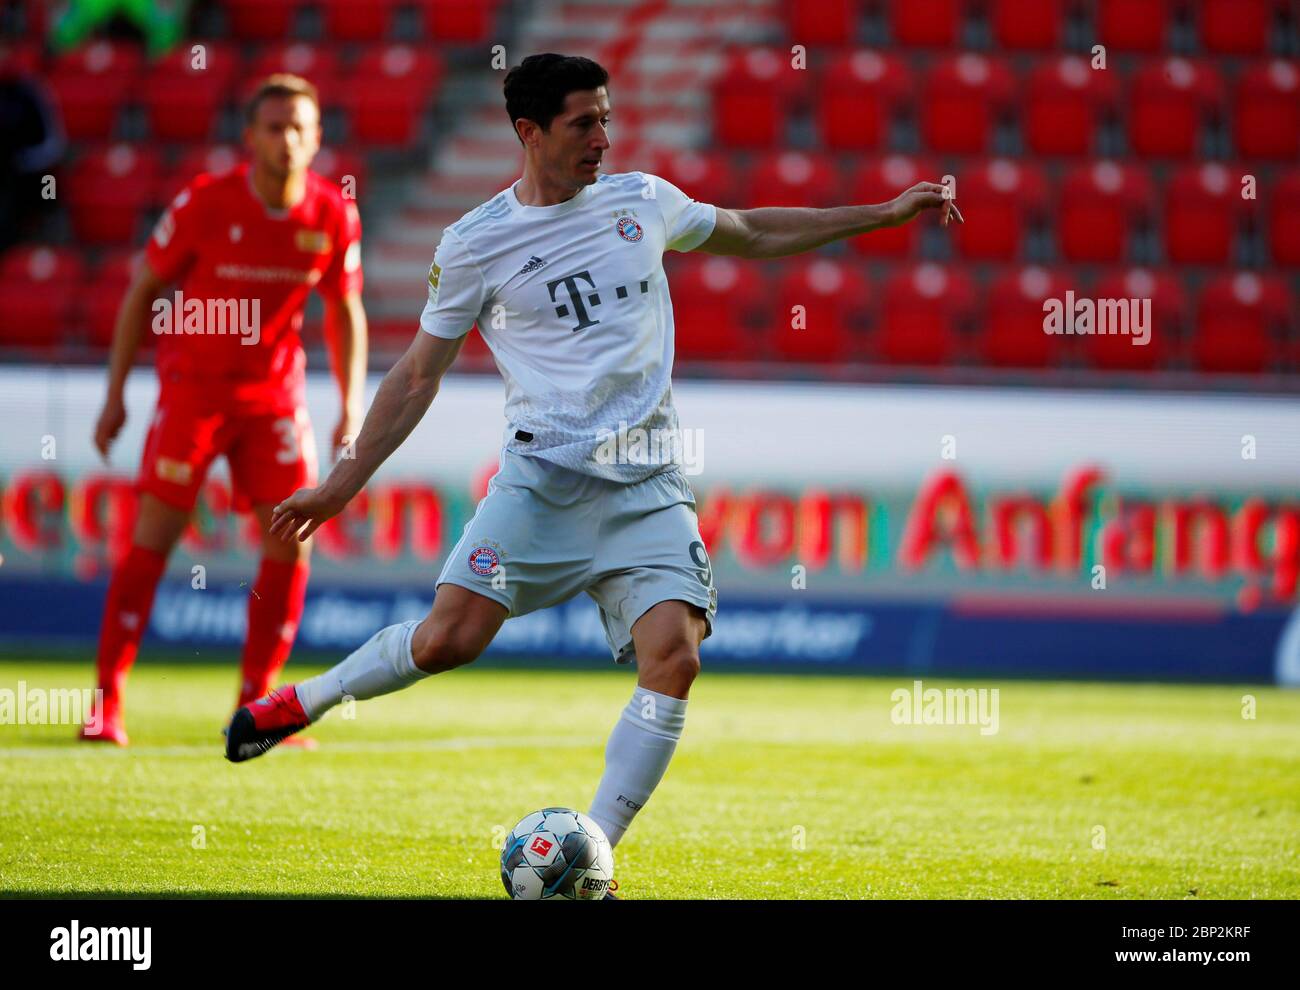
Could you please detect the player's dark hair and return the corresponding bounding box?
[245,73,320,124]
[503,54,609,143]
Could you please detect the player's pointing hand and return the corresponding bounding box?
[887,181,965,229]
[270,486,343,543]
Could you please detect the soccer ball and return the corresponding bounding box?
[500,807,615,900]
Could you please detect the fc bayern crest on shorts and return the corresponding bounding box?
[615,215,644,242]
[468,545,501,576]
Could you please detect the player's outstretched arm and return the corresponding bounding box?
[697,181,963,260]
[94,260,167,461]
[271,330,464,543]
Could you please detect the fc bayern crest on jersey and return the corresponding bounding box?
[468,544,501,576]
[615,215,644,242]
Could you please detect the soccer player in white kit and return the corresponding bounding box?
[227,54,961,888]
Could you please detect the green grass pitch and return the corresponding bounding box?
[1,659,1297,899]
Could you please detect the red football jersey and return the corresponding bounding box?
[145,163,362,412]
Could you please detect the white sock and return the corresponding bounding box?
[295,620,426,721]
[588,687,688,848]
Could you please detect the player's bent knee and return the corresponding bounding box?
[410,621,484,673]
[642,642,701,692]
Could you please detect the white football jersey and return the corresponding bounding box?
[419,171,716,482]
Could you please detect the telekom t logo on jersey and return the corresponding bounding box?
[546,269,651,333]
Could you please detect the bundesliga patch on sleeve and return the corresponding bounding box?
[427,262,441,300]
[296,229,332,254]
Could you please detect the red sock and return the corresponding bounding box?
[95,546,168,703]
[238,558,310,706]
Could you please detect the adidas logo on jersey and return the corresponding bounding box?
[518,255,547,275]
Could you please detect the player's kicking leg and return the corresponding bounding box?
[224,584,506,761]
[81,493,190,745]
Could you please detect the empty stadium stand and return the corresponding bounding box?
[0,0,1295,388]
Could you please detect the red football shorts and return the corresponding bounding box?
[137,401,318,512]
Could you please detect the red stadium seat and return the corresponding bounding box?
[0,245,85,284]
[1267,170,1300,266]
[323,0,397,41]
[817,51,911,151]
[225,0,302,40]
[981,266,1071,369]
[312,148,369,198]
[420,0,497,43]
[849,155,941,258]
[1198,0,1272,54]
[879,263,974,366]
[48,41,141,139]
[142,43,238,142]
[775,259,869,363]
[990,0,1063,50]
[1233,61,1300,160]
[1164,163,1242,266]
[86,252,141,347]
[248,44,344,109]
[670,256,767,362]
[1024,55,1118,156]
[649,150,735,207]
[67,145,162,245]
[1086,268,1185,371]
[1059,161,1151,263]
[345,45,443,146]
[0,246,83,348]
[745,151,841,208]
[712,49,794,149]
[1097,0,1170,52]
[953,158,1047,260]
[1127,59,1223,159]
[919,54,1015,154]
[783,0,857,46]
[1193,273,1290,374]
[351,44,441,82]
[890,0,964,47]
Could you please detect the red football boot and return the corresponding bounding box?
[224,685,311,762]
[79,693,128,746]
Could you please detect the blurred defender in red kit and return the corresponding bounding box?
[84,74,368,745]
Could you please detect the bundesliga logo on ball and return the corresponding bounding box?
[500,808,615,900]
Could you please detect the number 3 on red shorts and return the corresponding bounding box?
[272,415,302,465]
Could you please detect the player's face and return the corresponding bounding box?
[538,87,611,189]
[245,95,321,180]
